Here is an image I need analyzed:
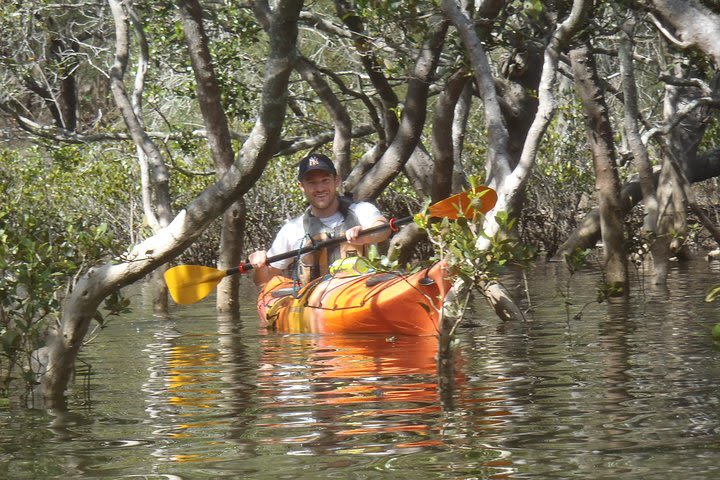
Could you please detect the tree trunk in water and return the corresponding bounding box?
[656,60,708,264]
[109,0,174,313]
[619,17,668,284]
[179,0,244,313]
[151,268,169,313]
[38,267,114,408]
[38,0,303,406]
[437,278,466,411]
[556,147,720,259]
[570,44,627,294]
[217,200,246,315]
[557,52,716,265]
[652,158,679,282]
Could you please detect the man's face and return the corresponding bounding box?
[299,170,340,212]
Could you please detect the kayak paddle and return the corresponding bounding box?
[164,186,497,305]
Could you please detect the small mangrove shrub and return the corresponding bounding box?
[0,147,130,398]
[414,183,533,322]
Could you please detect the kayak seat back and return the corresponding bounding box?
[271,288,296,298]
[365,272,400,287]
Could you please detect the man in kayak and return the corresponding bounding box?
[248,152,390,287]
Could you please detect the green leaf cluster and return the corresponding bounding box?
[0,212,114,396]
[0,147,130,397]
[416,182,533,288]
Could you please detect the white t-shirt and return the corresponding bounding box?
[267,201,385,270]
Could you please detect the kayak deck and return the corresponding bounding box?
[257,263,450,336]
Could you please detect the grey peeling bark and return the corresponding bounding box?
[39,0,302,406]
[431,70,471,203]
[619,18,669,284]
[296,58,353,180]
[351,17,449,201]
[108,0,173,230]
[178,0,244,313]
[570,45,628,294]
[109,0,173,313]
[647,0,720,69]
[335,0,400,141]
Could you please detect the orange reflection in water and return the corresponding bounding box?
[256,334,465,452]
[259,334,446,407]
[165,345,222,409]
[146,341,229,464]
[157,331,511,463]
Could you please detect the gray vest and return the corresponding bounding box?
[299,196,362,281]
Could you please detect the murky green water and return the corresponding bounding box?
[3,259,720,479]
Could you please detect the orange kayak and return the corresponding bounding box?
[257,262,451,336]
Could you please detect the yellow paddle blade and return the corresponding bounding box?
[428,186,497,219]
[164,265,229,305]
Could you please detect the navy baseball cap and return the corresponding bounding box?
[298,153,337,180]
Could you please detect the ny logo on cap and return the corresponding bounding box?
[309,157,320,166]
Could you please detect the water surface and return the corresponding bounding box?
[2,259,720,479]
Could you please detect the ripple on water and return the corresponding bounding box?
[4,265,720,478]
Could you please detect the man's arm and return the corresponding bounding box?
[345,217,390,245]
[249,221,300,287]
[248,250,284,288]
